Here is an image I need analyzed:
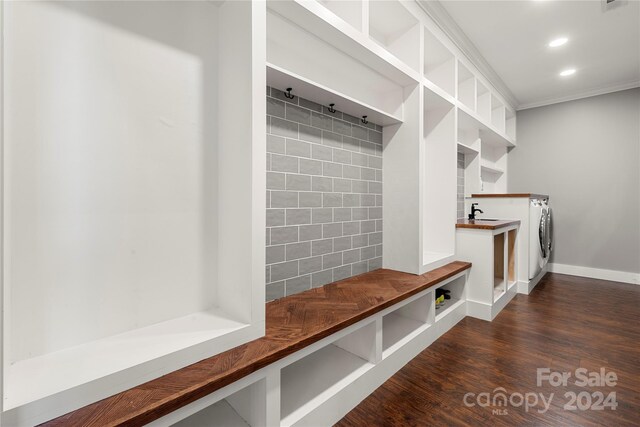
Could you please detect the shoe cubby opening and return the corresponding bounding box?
[369,0,421,72]
[382,293,433,357]
[280,321,377,427]
[457,61,476,111]
[424,28,455,96]
[173,378,266,427]
[435,275,466,321]
[318,0,363,32]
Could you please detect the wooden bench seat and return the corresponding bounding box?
[41,261,471,427]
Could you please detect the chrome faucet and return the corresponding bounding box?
[468,203,483,220]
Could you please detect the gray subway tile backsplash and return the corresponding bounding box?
[266,88,383,301]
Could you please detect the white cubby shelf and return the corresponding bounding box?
[3,1,266,425]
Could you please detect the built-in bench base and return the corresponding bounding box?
[42,262,472,426]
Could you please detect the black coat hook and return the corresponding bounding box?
[284,87,295,100]
[328,103,336,114]
[361,115,368,125]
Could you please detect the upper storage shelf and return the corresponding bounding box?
[267,63,402,126]
[268,0,419,86]
[369,0,421,72]
[424,27,455,98]
[458,102,515,148]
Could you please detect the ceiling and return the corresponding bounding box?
[438,0,640,109]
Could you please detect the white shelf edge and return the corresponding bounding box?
[435,298,465,322]
[457,141,479,155]
[423,77,456,106]
[480,162,505,175]
[267,62,402,126]
[5,308,249,411]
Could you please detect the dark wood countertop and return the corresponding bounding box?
[456,219,521,230]
[470,193,549,199]
[41,261,471,427]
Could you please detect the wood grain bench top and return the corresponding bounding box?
[456,219,521,230]
[41,261,471,427]
[470,193,549,199]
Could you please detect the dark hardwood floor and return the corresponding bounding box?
[336,273,640,426]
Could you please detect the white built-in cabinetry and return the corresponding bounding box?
[1,0,517,424]
[457,225,519,321]
[2,1,265,425]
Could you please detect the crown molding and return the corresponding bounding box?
[517,80,640,110]
[416,0,520,109]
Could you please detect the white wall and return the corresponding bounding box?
[509,88,640,276]
[4,1,219,361]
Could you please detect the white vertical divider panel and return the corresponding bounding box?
[334,320,379,364]
[0,0,4,421]
[374,317,384,363]
[383,83,422,274]
[226,377,267,427]
[265,370,281,427]
[217,0,266,328]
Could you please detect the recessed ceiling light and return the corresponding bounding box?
[560,68,576,77]
[548,37,568,47]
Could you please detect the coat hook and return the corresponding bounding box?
[328,103,336,114]
[361,115,368,125]
[284,87,295,100]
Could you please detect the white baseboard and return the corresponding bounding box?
[548,263,640,285]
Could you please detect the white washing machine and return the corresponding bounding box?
[529,198,553,279]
